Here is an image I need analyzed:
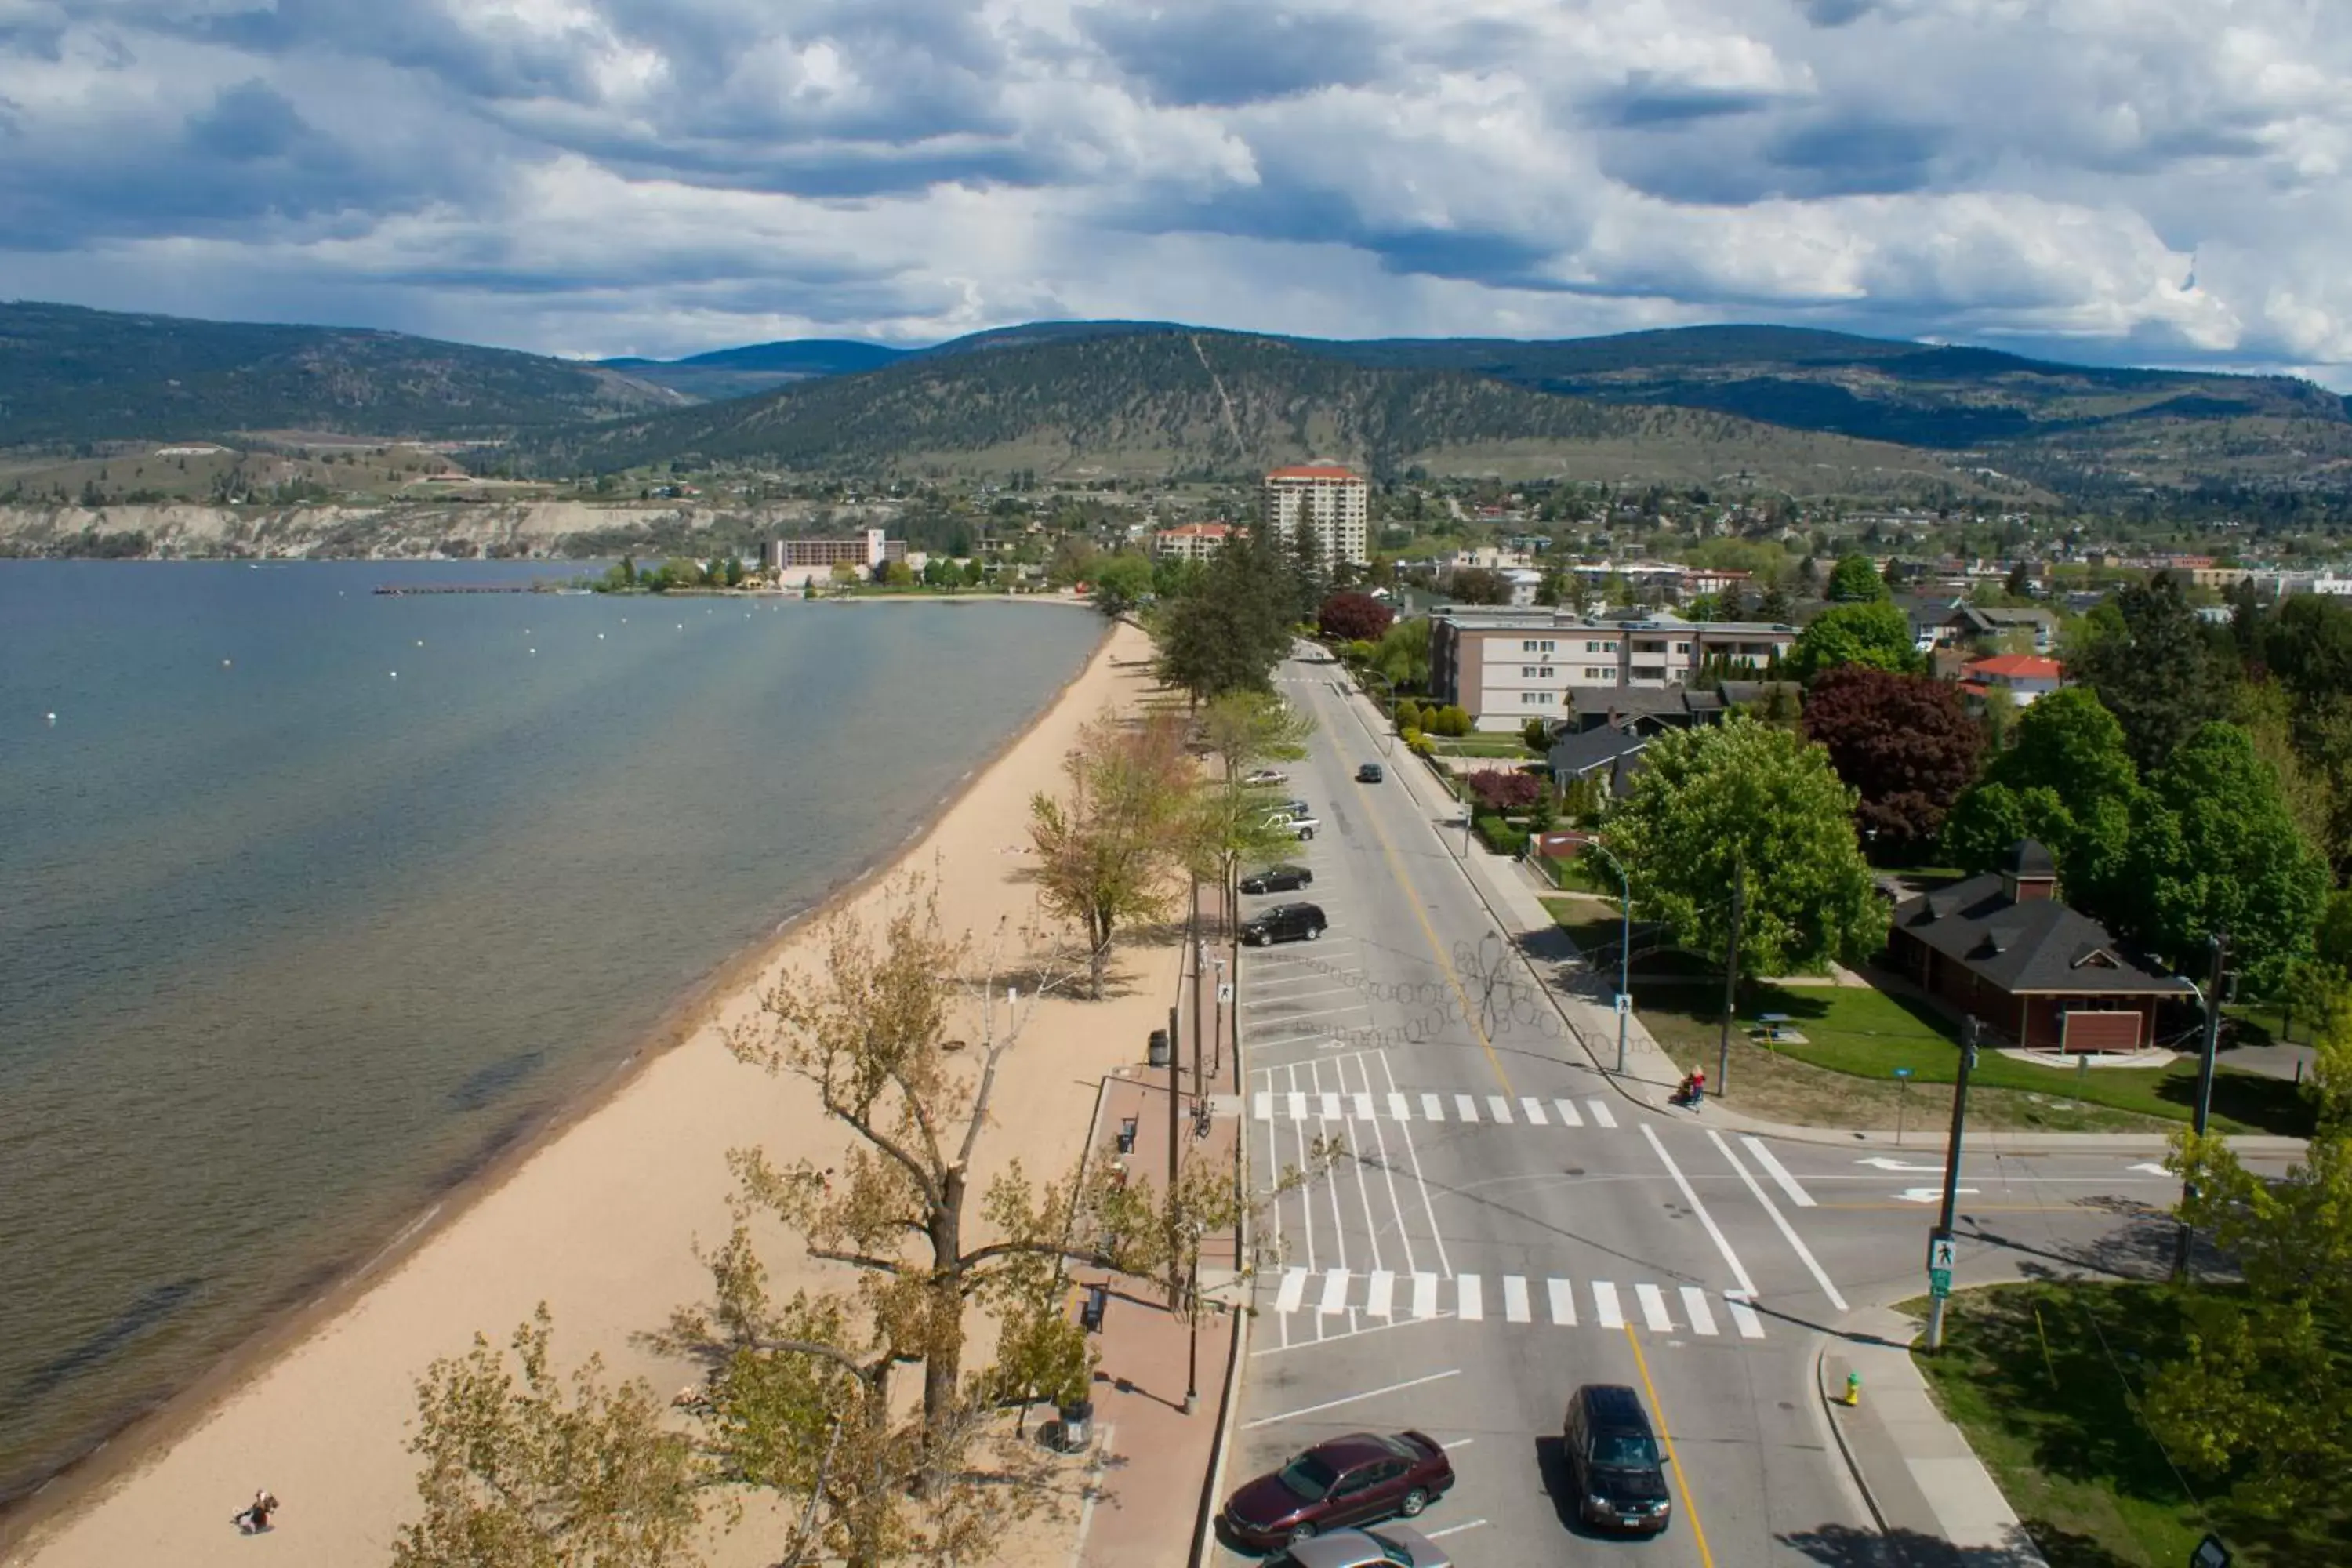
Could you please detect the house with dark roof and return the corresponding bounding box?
[1945,604,2058,652]
[1548,722,1653,800]
[1885,842,2194,1052]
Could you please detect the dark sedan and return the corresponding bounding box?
[1220,1430,1454,1551]
[1240,864,1314,895]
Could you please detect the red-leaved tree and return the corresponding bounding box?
[1467,769,1544,812]
[1318,591,1395,644]
[1801,664,1984,858]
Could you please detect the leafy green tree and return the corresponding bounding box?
[723,556,746,588]
[2151,1007,2352,1521]
[1608,717,1886,977]
[883,559,915,587]
[2071,572,2238,774]
[1941,687,2140,905]
[1187,691,1313,927]
[394,1306,701,1568]
[1448,568,1510,605]
[1089,553,1156,619]
[2122,723,2329,995]
[1827,554,1890,602]
[1785,600,1918,682]
[1154,530,1294,702]
[1371,616,1432,693]
[1029,711,1192,996]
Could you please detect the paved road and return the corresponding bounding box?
[1216,651,2249,1568]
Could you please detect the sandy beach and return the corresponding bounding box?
[8,616,1179,1568]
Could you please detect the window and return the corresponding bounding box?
[1675,641,1692,655]
[1539,666,1554,678]
[1541,640,1556,652]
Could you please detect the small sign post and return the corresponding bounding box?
[1614,993,1632,1016]
[1928,1230,1955,1300]
[2190,1534,2231,1568]
[1893,1065,1914,1144]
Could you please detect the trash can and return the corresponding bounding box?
[1147,1029,1171,1069]
[1058,1399,1094,1452]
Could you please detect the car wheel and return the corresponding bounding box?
[1300,827,1316,840]
[1399,1487,1429,1517]
[1307,926,1324,941]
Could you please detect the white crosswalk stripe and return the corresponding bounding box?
[1250,1088,1630,1131]
[1592,1281,1625,1329]
[1635,1283,1675,1333]
[1258,1271,1768,1344]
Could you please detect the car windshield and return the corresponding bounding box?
[1277,1453,1338,1500]
[1595,1434,1659,1468]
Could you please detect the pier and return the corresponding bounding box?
[371,583,567,595]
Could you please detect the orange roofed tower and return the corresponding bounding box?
[1261,462,1369,568]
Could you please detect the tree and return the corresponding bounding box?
[884,560,915,587]
[2122,723,2330,995]
[1785,600,1918,682]
[1317,591,1393,644]
[2150,1011,2352,1521]
[1827,554,1890,602]
[1188,691,1314,927]
[1940,687,2140,908]
[1467,769,1542,811]
[2071,572,2238,774]
[1755,582,1795,623]
[1521,717,1553,752]
[1802,666,1984,858]
[1608,717,1886,977]
[1448,568,1510,605]
[1090,554,1156,620]
[1155,530,1294,703]
[394,1306,702,1568]
[1029,711,1191,996]
[1371,616,1432,693]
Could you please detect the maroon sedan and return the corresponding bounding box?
[1219,1431,1454,1551]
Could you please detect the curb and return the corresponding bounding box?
[1189,930,1249,1568]
[1814,1338,1893,1537]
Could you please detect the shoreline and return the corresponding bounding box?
[2,612,1126,1559]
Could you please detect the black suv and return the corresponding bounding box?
[1562,1384,1671,1534]
[1241,902,1327,946]
[1240,864,1314,895]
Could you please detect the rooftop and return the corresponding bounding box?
[1965,654,2063,679]
[1892,859,2190,999]
[1264,463,1362,481]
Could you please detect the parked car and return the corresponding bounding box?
[1220,1431,1454,1550]
[1283,1523,1451,1568]
[1243,768,1289,786]
[1240,902,1327,946]
[1279,798,1313,819]
[1562,1384,1671,1534]
[1356,762,1384,784]
[1264,811,1320,840]
[1240,864,1314,895]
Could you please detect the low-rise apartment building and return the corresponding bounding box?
[765,528,905,572]
[1151,521,1235,561]
[1428,607,1798,731]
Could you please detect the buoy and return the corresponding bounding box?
[528,648,536,655]
[221,659,232,667]
[597,632,605,640]
[390,671,398,679]
[45,711,58,724]
[416,640,424,647]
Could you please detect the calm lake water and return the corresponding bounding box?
[0,561,1102,1506]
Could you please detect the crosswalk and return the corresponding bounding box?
[1266,1267,1766,1341]
[1253,1089,1620,1130]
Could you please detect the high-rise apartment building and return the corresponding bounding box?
[1261,463,1370,567]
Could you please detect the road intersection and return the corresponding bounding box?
[1214,648,2228,1568]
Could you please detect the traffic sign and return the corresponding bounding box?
[1893,1066,1914,1080]
[1217,982,1234,1004]
[1613,993,1632,1015]
[1929,1269,1951,1298]
[1928,1235,1956,1273]
[2190,1534,2231,1568]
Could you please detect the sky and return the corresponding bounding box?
[3,0,2350,383]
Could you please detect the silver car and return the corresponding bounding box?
[1283,1523,1452,1568]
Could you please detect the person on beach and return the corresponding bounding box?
[234,1488,279,1534]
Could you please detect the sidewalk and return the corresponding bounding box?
[1055,919,1243,1567]
[1342,676,2306,1160]
[1818,1308,2050,1567]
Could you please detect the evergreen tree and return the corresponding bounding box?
[2071,572,2238,774]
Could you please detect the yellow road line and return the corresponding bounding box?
[1309,682,1513,1095]
[1624,1323,1715,1568]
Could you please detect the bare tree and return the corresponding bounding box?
[1028,710,1193,996]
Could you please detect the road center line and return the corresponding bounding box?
[1640,1123,1757,1298]
[1708,1130,1848,1312]
[1240,1368,1463,1430]
[1624,1327,1715,1568]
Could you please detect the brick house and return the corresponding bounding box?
[1884,842,2194,1052]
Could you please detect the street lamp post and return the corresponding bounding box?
[2172,932,2227,1282]
[1562,832,1633,1074]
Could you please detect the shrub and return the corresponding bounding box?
[1319,591,1396,643]
[1522,717,1553,752]
[1474,814,1529,856]
[1396,698,1425,732]
[1467,769,1544,812]
[1408,732,1437,757]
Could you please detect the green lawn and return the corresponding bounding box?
[1430,735,1541,758]
[1634,980,2314,1136]
[1911,1282,2335,1567]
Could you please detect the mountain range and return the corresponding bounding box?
[7,299,2352,504]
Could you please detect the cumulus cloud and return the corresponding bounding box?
[0,0,2347,382]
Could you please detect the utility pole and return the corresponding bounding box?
[1189,877,1205,1100]
[1923,1016,1981,1354]
[2172,931,2227,1282]
[1716,862,1744,1093]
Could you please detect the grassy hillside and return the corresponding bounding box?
[0,302,683,447]
[518,328,2006,499]
[598,339,911,401]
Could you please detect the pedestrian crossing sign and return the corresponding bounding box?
[1928,1236,1956,1272]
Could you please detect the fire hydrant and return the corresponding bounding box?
[1844,1370,1863,1407]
